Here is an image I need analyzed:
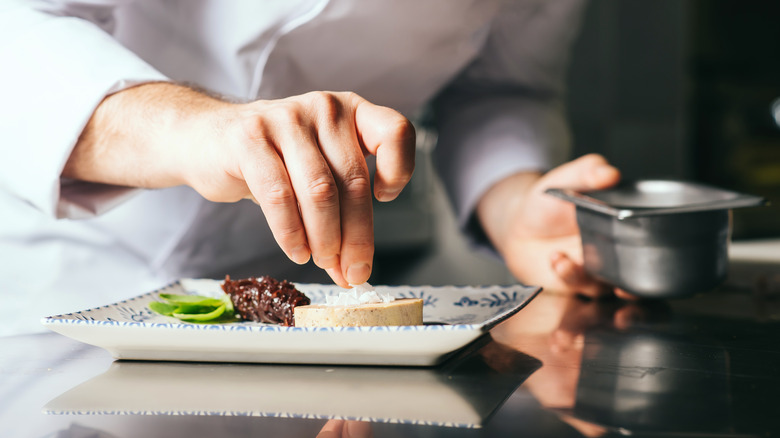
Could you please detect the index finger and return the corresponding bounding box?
[353,99,416,202]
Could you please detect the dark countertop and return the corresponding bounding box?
[2,280,779,438]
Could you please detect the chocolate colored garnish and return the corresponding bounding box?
[221,275,310,326]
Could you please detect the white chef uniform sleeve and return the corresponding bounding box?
[432,0,586,238]
[0,1,169,219]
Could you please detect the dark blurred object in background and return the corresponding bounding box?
[689,1,780,239]
[567,0,780,240]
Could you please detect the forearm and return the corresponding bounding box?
[62,82,228,189]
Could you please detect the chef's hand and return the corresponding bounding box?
[476,154,633,299]
[63,83,416,287]
[316,420,373,438]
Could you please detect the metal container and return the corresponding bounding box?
[546,180,766,298]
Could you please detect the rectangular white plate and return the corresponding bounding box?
[42,279,540,366]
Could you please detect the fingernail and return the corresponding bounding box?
[346,263,371,284]
[376,189,400,202]
[290,245,310,265]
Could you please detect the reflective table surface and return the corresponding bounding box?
[2,279,779,438]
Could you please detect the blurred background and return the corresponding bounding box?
[568,0,780,239]
[372,0,780,286]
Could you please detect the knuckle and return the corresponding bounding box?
[240,116,270,144]
[274,222,305,242]
[340,91,361,106]
[306,177,339,205]
[266,102,307,129]
[390,117,416,144]
[373,114,415,146]
[263,183,296,207]
[340,172,372,200]
[344,237,374,253]
[246,101,309,134]
[307,91,342,120]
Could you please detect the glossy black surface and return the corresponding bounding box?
[2,279,779,437]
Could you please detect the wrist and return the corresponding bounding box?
[151,84,235,188]
[475,171,541,255]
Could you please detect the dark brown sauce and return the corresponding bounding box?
[221,275,310,327]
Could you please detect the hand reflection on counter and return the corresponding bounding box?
[490,291,673,437]
[316,419,373,438]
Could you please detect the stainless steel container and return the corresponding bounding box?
[546,180,766,298]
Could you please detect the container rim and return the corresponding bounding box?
[545,179,767,220]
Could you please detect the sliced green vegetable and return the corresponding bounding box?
[158,293,225,307]
[174,303,226,321]
[149,292,236,323]
[148,301,178,316]
[223,294,234,315]
[173,303,221,314]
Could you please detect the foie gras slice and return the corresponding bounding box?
[294,298,423,327]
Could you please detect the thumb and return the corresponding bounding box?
[536,153,621,194]
[353,97,416,202]
[521,154,621,236]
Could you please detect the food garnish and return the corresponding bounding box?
[221,275,310,326]
[148,275,311,326]
[149,293,237,323]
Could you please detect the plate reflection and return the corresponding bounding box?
[45,336,540,429]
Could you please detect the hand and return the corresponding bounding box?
[316,420,373,438]
[65,84,416,287]
[476,154,631,298]
[185,91,415,287]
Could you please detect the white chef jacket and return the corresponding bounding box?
[0,0,583,335]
